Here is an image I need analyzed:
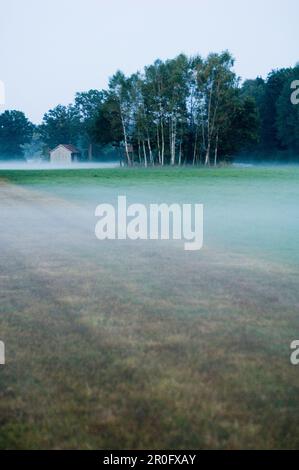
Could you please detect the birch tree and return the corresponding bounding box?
[197,52,237,166]
[89,51,258,166]
[109,71,134,166]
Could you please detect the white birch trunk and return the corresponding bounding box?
[120,111,131,166]
[156,124,161,165]
[138,138,142,164]
[205,141,211,166]
[214,131,219,167]
[147,137,154,166]
[178,140,182,166]
[170,116,176,166]
[161,119,165,166]
[142,140,148,168]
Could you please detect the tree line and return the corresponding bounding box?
[0,51,298,164]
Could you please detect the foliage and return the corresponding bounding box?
[2,53,299,164]
[0,110,33,160]
[89,52,258,166]
[241,66,299,160]
[39,104,81,150]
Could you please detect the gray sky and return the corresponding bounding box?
[0,0,298,123]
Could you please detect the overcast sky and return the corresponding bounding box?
[0,0,298,123]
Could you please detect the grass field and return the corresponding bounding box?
[0,166,299,449]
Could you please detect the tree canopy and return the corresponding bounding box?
[88,51,259,166]
[241,65,299,160]
[0,110,33,160]
[1,52,298,164]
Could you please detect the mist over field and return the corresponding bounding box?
[0,161,119,171]
[0,166,298,449]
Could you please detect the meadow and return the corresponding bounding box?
[0,166,298,449]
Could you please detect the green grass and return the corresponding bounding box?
[1,165,299,187]
[0,166,299,449]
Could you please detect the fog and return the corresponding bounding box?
[0,161,119,170]
[0,166,299,448]
[1,165,298,264]
[1,159,297,171]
